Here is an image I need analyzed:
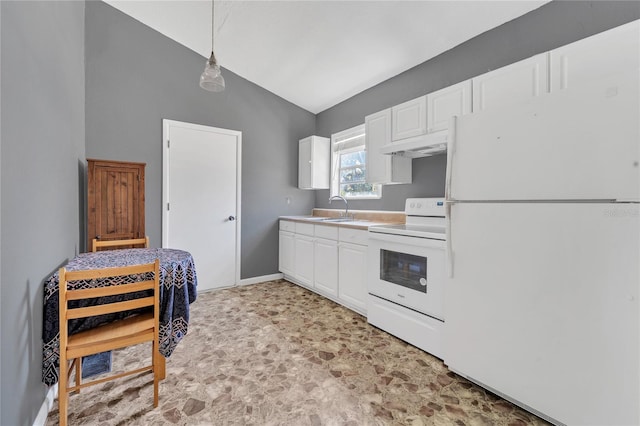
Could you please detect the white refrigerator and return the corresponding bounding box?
[443,70,639,425]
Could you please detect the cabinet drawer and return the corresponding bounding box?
[280,220,295,232]
[339,228,368,245]
[295,222,315,237]
[314,224,338,240]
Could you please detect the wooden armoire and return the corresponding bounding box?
[87,159,146,251]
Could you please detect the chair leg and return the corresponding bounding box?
[158,352,166,380]
[75,358,82,394]
[59,355,68,426]
[153,343,160,407]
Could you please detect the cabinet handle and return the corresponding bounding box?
[445,116,456,202]
[446,202,454,278]
[228,216,236,221]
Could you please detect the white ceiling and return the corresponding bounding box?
[105,0,549,114]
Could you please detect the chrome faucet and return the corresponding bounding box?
[329,195,349,218]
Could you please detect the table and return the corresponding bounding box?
[42,248,198,386]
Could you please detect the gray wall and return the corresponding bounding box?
[1,1,639,425]
[1,1,86,425]
[315,0,640,211]
[84,1,316,279]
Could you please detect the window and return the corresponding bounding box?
[331,124,381,199]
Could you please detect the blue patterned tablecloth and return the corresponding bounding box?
[42,248,198,386]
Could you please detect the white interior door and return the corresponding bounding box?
[162,119,241,291]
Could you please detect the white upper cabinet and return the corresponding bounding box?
[550,20,639,93]
[473,53,549,113]
[366,109,391,184]
[391,95,428,141]
[365,109,412,185]
[298,136,330,190]
[427,80,472,133]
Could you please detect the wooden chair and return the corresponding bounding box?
[91,236,149,252]
[57,260,161,426]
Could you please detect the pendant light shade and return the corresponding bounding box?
[200,52,225,92]
[200,1,225,92]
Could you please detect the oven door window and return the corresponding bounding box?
[380,249,427,293]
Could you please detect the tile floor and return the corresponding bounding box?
[46,280,549,425]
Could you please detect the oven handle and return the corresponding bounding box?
[446,201,454,278]
[368,231,446,249]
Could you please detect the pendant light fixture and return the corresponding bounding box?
[200,0,225,92]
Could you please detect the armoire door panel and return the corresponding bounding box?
[87,159,145,250]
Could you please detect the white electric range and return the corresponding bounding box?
[367,198,446,358]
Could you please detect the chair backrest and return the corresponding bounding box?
[91,236,149,252]
[59,260,159,328]
[57,259,161,425]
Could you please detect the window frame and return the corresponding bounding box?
[330,124,382,200]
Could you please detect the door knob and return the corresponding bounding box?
[228,216,236,221]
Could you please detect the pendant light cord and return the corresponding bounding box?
[211,0,216,52]
[208,0,216,65]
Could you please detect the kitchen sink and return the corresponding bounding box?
[319,217,357,222]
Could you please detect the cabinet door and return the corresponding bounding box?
[472,53,548,113]
[338,242,367,313]
[310,136,330,189]
[87,159,145,250]
[314,237,338,297]
[299,136,330,189]
[298,137,312,189]
[550,20,639,92]
[365,109,392,184]
[279,231,295,277]
[294,235,314,287]
[427,80,472,133]
[391,95,427,141]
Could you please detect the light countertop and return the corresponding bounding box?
[280,209,404,230]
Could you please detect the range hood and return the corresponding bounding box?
[379,130,448,158]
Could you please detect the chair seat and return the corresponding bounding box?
[67,313,154,359]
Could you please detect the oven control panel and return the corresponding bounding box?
[405,198,445,217]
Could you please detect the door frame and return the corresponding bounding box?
[161,119,242,287]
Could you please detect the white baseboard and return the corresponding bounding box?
[238,273,283,286]
[34,384,57,426]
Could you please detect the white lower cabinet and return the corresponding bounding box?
[294,234,314,288]
[338,241,368,314]
[278,220,296,277]
[278,230,295,277]
[279,220,368,315]
[313,237,338,297]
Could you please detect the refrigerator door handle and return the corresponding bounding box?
[445,116,457,202]
[446,201,454,278]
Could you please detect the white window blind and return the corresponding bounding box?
[331,124,381,199]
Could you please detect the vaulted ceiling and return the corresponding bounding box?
[105,1,549,113]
